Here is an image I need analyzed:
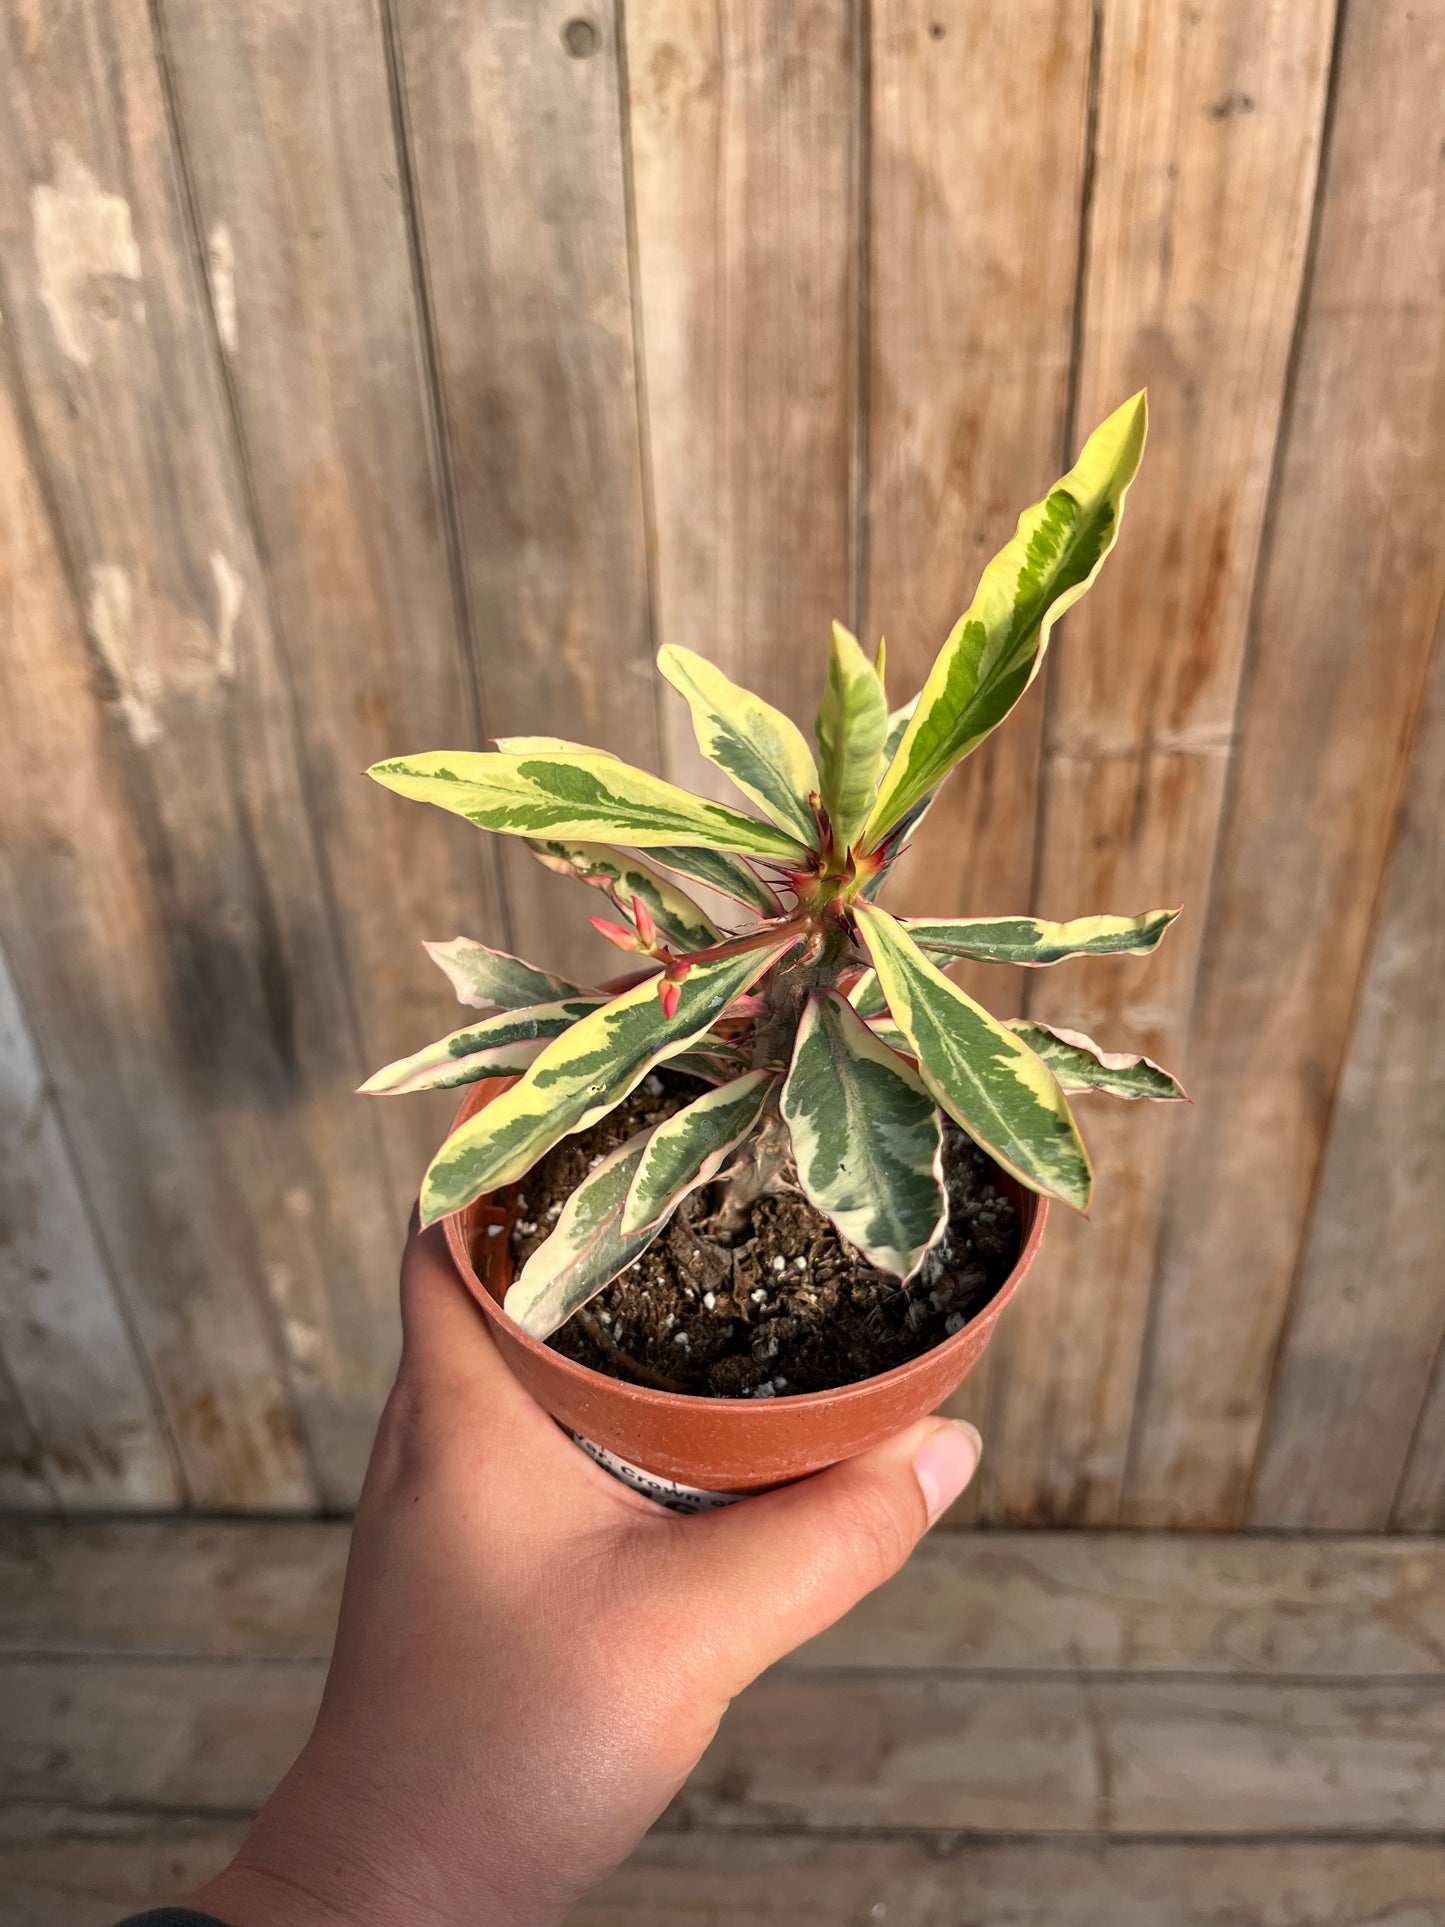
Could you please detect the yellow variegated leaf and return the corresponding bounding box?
[855,903,1092,1213]
[526,840,721,951]
[644,845,782,917]
[359,997,604,1096]
[864,392,1147,844]
[1006,1022,1188,1101]
[781,991,945,1278]
[419,938,797,1223]
[422,936,583,1012]
[493,736,620,757]
[901,908,1179,967]
[620,1070,774,1235]
[658,645,821,847]
[504,1129,661,1339]
[369,750,809,861]
[816,622,889,851]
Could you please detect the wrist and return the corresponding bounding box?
[187,1737,554,1927]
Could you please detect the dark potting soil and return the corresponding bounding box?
[507,1069,1021,1399]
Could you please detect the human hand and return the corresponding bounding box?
[191,1218,981,1927]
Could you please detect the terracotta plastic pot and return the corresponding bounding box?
[443,1076,1046,1492]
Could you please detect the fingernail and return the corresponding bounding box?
[912,1421,982,1524]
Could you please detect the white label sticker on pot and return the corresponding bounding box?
[567,1430,745,1513]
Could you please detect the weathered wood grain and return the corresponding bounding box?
[155,0,511,1191]
[392,0,658,983]
[0,0,407,1507]
[0,1520,348,1658]
[865,0,1090,995]
[11,1655,1445,1834]
[985,0,1337,1523]
[0,1366,51,1509]
[625,0,860,800]
[1252,617,1445,1528]
[0,282,313,1507]
[1126,0,1445,1528]
[10,1520,1445,1679]
[0,945,179,1508]
[9,1815,1445,1927]
[861,0,1093,1509]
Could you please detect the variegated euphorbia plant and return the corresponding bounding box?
[364,392,1185,1342]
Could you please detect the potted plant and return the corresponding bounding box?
[361,391,1183,1503]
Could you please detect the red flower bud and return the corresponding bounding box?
[630,894,659,951]
[591,916,641,952]
[658,979,681,1020]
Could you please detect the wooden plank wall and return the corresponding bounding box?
[0,0,1440,1525]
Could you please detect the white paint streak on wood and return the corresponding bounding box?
[32,148,142,366]
[209,551,243,679]
[205,220,237,352]
[84,565,163,747]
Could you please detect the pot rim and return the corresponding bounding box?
[443,1088,1048,1413]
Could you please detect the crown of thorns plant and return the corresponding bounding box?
[364,391,1184,1340]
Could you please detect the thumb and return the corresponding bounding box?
[670,1418,981,1690]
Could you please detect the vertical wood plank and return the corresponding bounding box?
[155,0,511,1190]
[625,0,859,798]
[866,0,1092,998]
[1127,0,1445,1527]
[0,1363,51,1509]
[984,0,1336,1522]
[1250,619,1445,1528]
[0,327,313,1509]
[0,0,407,1505]
[393,0,658,983]
[0,944,180,1508]
[863,1,1092,1508]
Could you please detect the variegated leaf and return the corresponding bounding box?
[864,393,1147,844]
[493,735,620,757]
[900,908,1180,967]
[621,1070,774,1235]
[816,621,888,850]
[526,839,722,951]
[658,645,821,847]
[781,991,945,1278]
[369,750,809,861]
[847,969,888,1018]
[882,694,919,765]
[419,938,797,1223]
[423,936,583,1013]
[644,845,783,916]
[855,903,1092,1212]
[504,1129,661,1340]
[1006,1022,1188,1102]
[359,997,604,1096]
[667,1042,752,1083]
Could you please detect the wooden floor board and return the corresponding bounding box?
[7,1521,1445,1677]
[6,1813,1445,1927]
[5,1520,1445,1921]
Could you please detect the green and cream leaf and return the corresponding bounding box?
[855,903,1092,1213]
[864,392,1147,843]
[620,1070,774,1235]
[503,1130,662,1340]
[816,622,888,850]
[781,991,945,1278]
[419,939,797,1223]
[658,645,821,846]
[369,750,809,861]
[527,839,722,951]
[643,846,782,917]
[1006,1022,1188,1102]
[423,936,583,1013]
[358,997,604,1096]
[901,908,1179,967]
